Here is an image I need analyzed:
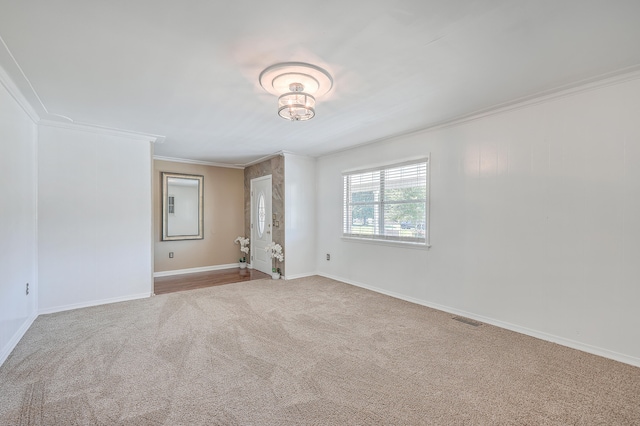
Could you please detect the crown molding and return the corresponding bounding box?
[156,150,312,169]
[0,63,40,123]
[242,151,286,167]
[39,119,163,143]
[0,34,45,122]
[2,34,165,143]
[153,155,244,169]
[321,65,640,159]
[280,150,315,160]
[421,64,640,134]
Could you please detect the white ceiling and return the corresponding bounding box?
[1,0,639,166]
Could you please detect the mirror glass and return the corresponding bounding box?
[162,172,204,241]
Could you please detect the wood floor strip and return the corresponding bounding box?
[154,268,271,295]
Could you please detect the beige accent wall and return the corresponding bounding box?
[154,160,244,273]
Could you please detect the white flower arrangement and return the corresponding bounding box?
[264,242,284,273]
[234,236,250,262]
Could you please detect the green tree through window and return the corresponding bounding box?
[351,191,374,224]
[343,159,429,245]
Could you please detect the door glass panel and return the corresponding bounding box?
[258,192,266,237]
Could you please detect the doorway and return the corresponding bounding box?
[250,175,272,274]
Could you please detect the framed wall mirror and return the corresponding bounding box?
[162,172,204,241]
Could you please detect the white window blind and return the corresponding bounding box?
[343,158,429,245]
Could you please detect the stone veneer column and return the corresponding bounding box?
[244,155,285,275]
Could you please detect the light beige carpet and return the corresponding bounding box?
[1,276,639,425]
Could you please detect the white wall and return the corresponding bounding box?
[0,78,38,365]
[284,153,317,279]
[38,125,153,313]
[316,74,640,366]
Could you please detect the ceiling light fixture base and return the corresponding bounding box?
[260,62,333,121]
[259,62,333,97]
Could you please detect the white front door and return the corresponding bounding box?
[251,175,272,274]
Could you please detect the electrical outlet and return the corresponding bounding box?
[169,252,174,258]
[26,282,29,295]
[326,253,330,261]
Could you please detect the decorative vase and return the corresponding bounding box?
[271,272,280,280]
[239,262,246,269]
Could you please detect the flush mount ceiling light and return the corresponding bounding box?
[259,62,333,121]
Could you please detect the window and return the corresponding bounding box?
[257,191,266,237]
[343,158,429,245]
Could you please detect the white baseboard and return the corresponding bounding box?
[153,263,240,277]
[284,271,318,280]
[39,292,151,315]
[0,312,38,367]
[318,273,640,368]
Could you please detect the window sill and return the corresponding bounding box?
[341,236,431,250]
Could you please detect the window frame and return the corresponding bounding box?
[342,157,430,247]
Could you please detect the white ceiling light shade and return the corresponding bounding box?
[260,62,333,121]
